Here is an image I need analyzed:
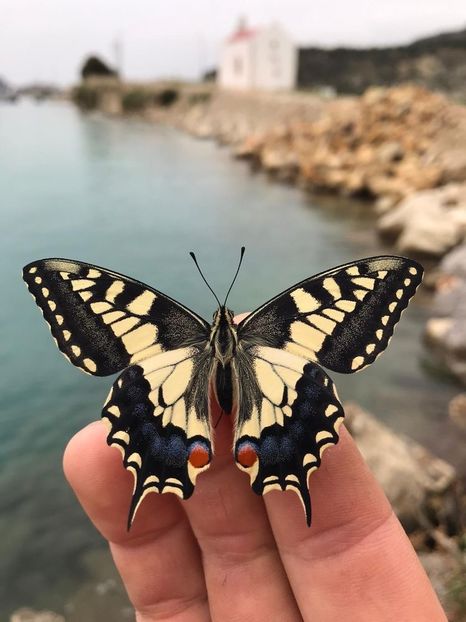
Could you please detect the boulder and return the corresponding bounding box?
[260,144,299,178]
[367,174,410,201]
[448,393,466,430]
[375,195,399,215]
[425,243,466,382]
[344,402,458,532]
[376,140,404,164]
[439,242,466,279]
[378,183,466,256]
[233,134,263,159]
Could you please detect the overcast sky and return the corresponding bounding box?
[1,0,465,86]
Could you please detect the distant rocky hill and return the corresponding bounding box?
[298,27,466,98]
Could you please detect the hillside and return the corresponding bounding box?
[298,27,466,98]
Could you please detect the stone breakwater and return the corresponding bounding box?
[171,85,466,259]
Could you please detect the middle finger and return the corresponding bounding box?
[184,403,302,622]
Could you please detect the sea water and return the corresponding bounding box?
[0,100,462,618]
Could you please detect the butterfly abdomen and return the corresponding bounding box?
[214,362,234,414]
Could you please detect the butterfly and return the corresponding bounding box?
[23,251,423,528]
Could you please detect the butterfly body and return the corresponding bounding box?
[23,254,423,528]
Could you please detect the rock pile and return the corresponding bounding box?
[235,85,464,200]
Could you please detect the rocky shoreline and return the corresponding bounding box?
[178,85,466,255]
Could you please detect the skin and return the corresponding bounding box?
[63,314,447,622]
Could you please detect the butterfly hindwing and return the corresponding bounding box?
[102,347,213,528]
[238,256,423,373]
[23,259,210,376]
[234,346,344,525]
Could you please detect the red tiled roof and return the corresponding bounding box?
[228,28,257,43]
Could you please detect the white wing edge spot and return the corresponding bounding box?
[84,358,97,373]
[351,356,364,370]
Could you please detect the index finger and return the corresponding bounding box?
[63,422,210,622]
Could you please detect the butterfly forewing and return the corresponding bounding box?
[238,256,423,373]
[23,259,210,376]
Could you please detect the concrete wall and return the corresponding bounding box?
[252,24,297,91]
[218,39,253,90]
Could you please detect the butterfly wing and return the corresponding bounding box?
[102,347,213,528]
[234,346,344,525]
[23,258,210,376]
[238,256,423,373]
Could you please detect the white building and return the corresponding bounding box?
[218,20,297,91]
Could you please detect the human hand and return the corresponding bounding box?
[63,317,447,622]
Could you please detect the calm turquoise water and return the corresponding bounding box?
[0,100,463,618]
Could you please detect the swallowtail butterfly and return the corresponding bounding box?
[23,252,423,527]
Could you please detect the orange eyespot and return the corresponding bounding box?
[188,444,210,468]
[237,443,258,468]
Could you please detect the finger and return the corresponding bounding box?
[265,427,446,621]
[183,398,302,622]
[63,422,210,622]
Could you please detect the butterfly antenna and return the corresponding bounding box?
[189,251,221,307]
[224,246,245,306]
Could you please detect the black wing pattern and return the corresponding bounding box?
[234,346,344,525]
[23,253,423,528]
[23,258,210,376]
[102,347,213,528]
[238,256,423,373]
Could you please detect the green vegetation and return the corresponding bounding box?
[81,55,117,80]
[447,560,466,620]
[122,87,180,112]
[121,89,150,112]
[155,88,179,107]
[72,85,99,110]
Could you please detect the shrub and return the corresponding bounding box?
[81,56,117,80]
[122,89,150,112]
[155,88,179,107]
[72,85,99,110]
